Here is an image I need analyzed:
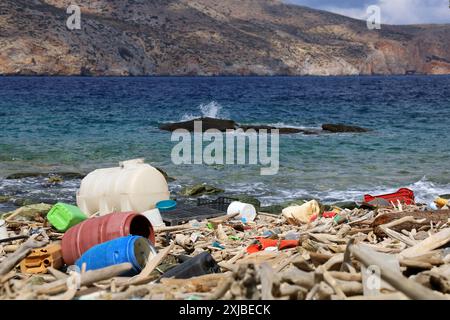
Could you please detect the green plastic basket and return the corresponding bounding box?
[47,203,87,232]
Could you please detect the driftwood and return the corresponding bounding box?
[2,203,450,300]
[400,228,450,259]
[33,263,133,295]
[373,210,450,237]
[0,234,49,276]
[350,244,445,300]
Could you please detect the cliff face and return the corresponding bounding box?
[1,0,449,76]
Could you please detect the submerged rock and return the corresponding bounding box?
[6,172,85,180]
[332,201,359,210]
[0,195,11,203]
[260,205,284,214]
[322,124,369,133]
[180,184,225,197]
[232,195,261,211]
[238,125,311,134]
[155,167,176,182]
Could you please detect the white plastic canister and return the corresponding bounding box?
[76,159,170,216]
[227,201,257,222]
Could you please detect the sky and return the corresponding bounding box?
[286,0,450,24]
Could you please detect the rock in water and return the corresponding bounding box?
[155,167,176,182]
[232,195,261,211]
[239,125,318,135]
[322,124,369,133]
[2,203,52,221]
[180,184,225,197]
[159,117,237,132]
[6,172,85,180]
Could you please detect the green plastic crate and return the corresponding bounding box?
[47,203,87,232]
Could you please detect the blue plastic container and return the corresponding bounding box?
[75,236,156,275]
[156,199,177,212]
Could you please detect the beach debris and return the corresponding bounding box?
[161,252,221,280]
[282,200,321,224]
[435,197,450,209]
[364,188,415,206]
[0,220,8,241]
[227,201,257,222]
[2,190,450,300]
[20,244,63,274]
[77,159,170,216]
[61,212,155,265]
[46,203,87,232]
[75,236,156,275]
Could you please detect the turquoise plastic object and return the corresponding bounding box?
[75,236,155,275]
[156,199,177,212]
[47,203,87,232]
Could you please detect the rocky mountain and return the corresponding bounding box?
[1,0,450,76]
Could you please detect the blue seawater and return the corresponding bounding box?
[1,76,449,211]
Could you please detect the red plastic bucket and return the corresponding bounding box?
[61,212,155,266]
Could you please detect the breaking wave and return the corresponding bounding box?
[181,101,226,121]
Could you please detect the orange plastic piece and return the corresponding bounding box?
[20,244,63,274]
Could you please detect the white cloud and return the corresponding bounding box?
[289,0,450,24]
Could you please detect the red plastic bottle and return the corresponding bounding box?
[61,212,155,266]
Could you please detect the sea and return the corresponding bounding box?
[1,76,450,212]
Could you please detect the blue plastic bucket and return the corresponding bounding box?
[156,199,177,212]
[75,235,156,275]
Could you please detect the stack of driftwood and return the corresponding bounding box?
[0,203,449,300]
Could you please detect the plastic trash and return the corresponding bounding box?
[46,203,88,232]
[20,244,63,274]
[323,211,337,219]
[435,197,449,209]
[160,252,221,280]
[61,212,155,266]
[247,237,298,254]
[284,231,300,241]
[76,159,170,216]
[75,236,156,276]
[227,201,257,222]
[0,219,8,241]
[156,199,177,212]
[429,202,439,210]
[142,208,165,228]
[282,200,321,224]
[212,241,225,250]
[364,188,415,206]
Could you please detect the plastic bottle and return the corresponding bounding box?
[75,236,156,275]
